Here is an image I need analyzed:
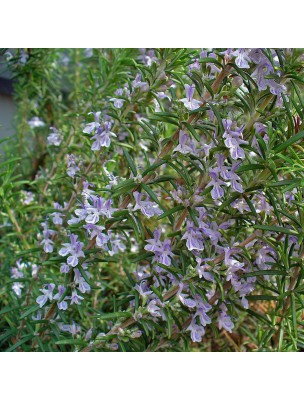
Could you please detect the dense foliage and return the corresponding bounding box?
[1,48,304,352]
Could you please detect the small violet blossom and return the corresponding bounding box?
[36,283,55,308]
[133,191,163,218]
[222,119,248,160]
[58,234,85,267]
[47,127,62,146]
[180,84,201,111]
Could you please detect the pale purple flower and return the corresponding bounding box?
[218,304,234,333]
[255,245,276,280]
[173,131,193,154]
[91,121,116,150]
[85,328,93,341]
[251,60,273,91]
[177,283,196,308]
[70,290,84,305]
[226,162,244,193]
[231,198,251,213]
[194,298,212,326]
[232,49,251,69]
[28,117,45,128]
[132,74,149,91]
[59,321,81,336]
[254,122,267,134]
[110,98,125,109]
[180,84,201,111]
[144,228,173,266]
[107,232,126,256]
[59,234,85,267]
[66,154,80,178]
[133,191,163,218]
[147,300,162,317]
[47,127,62,146]
[40,221,55,253]
[205,170,225,200]
[196,258,214,281]
[222,119,248,160]
[53,285,68,310]
[60,263,70,274]
[135,280,153,298]
[188,59,201,73]
[84,224,109,248]
[248,48,265,64]
[51,202,64,225]
[36,283,55,308]
[253,192,273,214]
[85,196,117,223]
[144,228,162,252]
[74,268,91,294]
[11,259,25,297]
[83,111,102,134]
[187,318,205,342]
[182,221,205,251]
[139,49,158,67]
[224,248,245,283]
[21,191,34,205]
[206,52,221,75]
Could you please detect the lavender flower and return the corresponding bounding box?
[135,280,153,298]
[132,74,149,92]
[70,290,84,305]
[144,228,174,266]
[222,119,248,160]
[91,121,116,150]
[147,299,162,317]
[74,268,91,294]
[173,131,194,154]
[40,221,55,253]
[51,202,64,225]
[110,98,125,109]
[232,49,251,69]
[218,304,234,333]
[84,224,109,248]
[133,191,163,218]
[205,170,225,200]
[187,318,205,342]
[66,154,80,178]
[47,127,62,146]
[53,285,69,310]
[58,234,85,267]
[28,117,45,128]
[180,84,201,111]
[177,283,196,308]
[83,111,102,134]
[195,258,214,282]
[59,321,81,336]
[36,283,55,308]
[182,221,205,251]
[85,196,117,223]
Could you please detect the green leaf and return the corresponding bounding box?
[20,305,40,319]
[274,131,304,153]
[123,148,137,176]
[246,295,278,301]
[98,311,132,320]
[243,270,287,278]
[158,204,185,220]
[253,224,298,236]
[55,339,86,345]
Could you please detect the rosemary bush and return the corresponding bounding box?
[1,48,304,352]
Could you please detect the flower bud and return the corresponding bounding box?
[232,75,243,88]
